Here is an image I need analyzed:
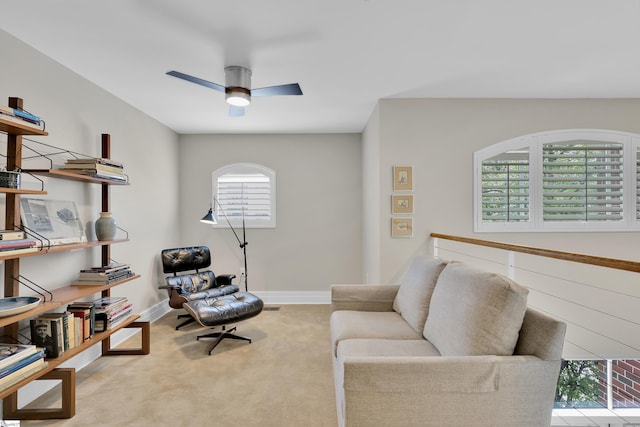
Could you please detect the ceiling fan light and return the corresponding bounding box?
[226,90,251,107]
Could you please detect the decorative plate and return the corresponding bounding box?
[0,296,41,317]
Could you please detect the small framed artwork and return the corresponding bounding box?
[391,195,413,214]
[393,166,413,191]
[391,218,413,238]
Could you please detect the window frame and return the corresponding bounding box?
[211,163,276,229]
[474,129,640,233]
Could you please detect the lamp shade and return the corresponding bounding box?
[200,208,217,225]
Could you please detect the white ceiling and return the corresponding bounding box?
[1,0,640,134]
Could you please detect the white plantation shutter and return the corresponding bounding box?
[212,163,276,228]
[543,142,624,222]
[481,151,529,222]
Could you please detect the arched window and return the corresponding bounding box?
[211,163,276,228]
[474,129,640,232]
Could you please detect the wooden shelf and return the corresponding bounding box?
[22,169,128,185]
[0,187,47,195]
[0,275,140,328]
[0,301,60,328]
[0,117,48,136]
[52,274,141,303]
[0,239,129,261]
[0,314,141,400]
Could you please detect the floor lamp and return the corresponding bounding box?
[200,199,249,291]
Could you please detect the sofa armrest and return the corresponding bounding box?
[330,284,400,313]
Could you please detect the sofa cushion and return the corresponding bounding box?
[337,339,440,358]
[423,262,529,356]
[330,310,422,356]
[392,257,447,333]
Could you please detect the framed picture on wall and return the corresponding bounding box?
[393,166,412,191]
[391,195,413,214]
[391,218,413,238]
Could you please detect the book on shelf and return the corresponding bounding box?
[0,247,39,257]
[0,238,37,251]
[93,296,132,332]
[38,312,72,352]
[0,106,44,131]
[80,263,130,274]
[58,168,127,182]
[30,317,63,358]
[64,157,123,168]
[0,344,39,371]
[67,302,95,341]
[0,358,48,391]
[95,305,133,332]
[93,296,128,312]
[60,162,124,175]
[73,316,83,347]
[72,267,134,285]
[0,350,45,379]
[0,230,25,241]
[0,106,41,125]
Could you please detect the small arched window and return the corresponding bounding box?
[474,129,640,232]
[211,163,276,228]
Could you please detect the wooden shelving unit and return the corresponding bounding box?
[0,98,149,420]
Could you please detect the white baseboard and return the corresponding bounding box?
[8,291,326,411]
[253,291,330,305]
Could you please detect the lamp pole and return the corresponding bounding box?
[214,199,248,292]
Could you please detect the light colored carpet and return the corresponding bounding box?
[20,305,337,427]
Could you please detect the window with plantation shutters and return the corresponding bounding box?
[543,142,623,222]
[474,130,640,232]
[211,163,276,228]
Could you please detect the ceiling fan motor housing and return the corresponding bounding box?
[225,66,252,106]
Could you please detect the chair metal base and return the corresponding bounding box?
[196,326,252,355]
[176,313,196,330]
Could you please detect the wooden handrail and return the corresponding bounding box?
[430,233,640,273]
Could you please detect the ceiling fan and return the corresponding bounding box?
[166,66,303,117]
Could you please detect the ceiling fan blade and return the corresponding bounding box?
[229,105,245,117]
[166,70,225,92]
[251,83,303,97]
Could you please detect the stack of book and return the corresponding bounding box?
[67,302,95,343]
[93,296,133,332]
[59,157,126,182]
[0,230,38,256]
[0,106,44,131]
[0,343,47,392]
[71,263,134,286]
[30,312,74,358]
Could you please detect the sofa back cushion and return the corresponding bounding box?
[423,262,529,356]
[392,257,447,333]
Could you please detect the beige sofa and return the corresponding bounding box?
[330,258,566,427]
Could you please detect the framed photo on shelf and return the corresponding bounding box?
[20,198,87,245]
[393,166,413,191]
[391,195,413,214]
[391,218,413,238]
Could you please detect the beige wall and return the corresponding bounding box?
[178,133,363,297]
[0,29,179,315]
[365,98,640,283]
